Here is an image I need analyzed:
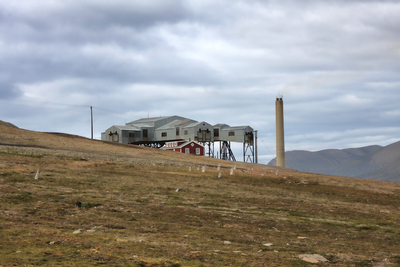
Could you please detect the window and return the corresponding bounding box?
[184,130,188,135]
[143,129,148,138]
[196,148,201,155]
[185,148,190,153]
[176,127,180,135]
[229,131,235,136]
[213,129,219,137]
[162,132,167,137]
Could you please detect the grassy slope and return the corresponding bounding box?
[1,125,400,266]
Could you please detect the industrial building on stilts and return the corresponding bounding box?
[101,115,257,163]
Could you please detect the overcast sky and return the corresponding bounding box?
[1,0,399,163]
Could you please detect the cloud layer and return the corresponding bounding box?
[1,0,399,163]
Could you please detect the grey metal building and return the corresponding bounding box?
[101,115,256,162]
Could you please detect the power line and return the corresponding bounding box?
[260,139,274,155]
[91,106,125,116]
[0,98,126,117]
[0,98,89,110]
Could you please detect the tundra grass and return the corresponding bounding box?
[1,152,400,266]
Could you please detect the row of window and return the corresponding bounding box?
[125,129,235,139]
[162,129,234,137]
[176,128,191,136]
[214,129,235,136]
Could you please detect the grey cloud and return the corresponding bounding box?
[0,0,399,163]
[2,1,188,32]
[0,83,22,99]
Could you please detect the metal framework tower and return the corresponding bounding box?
[201,141,215,158]
[220,141,236,161]
[243,131,255,163]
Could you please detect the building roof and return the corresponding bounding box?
[125,116,250,132]
[127,123,154,128]
[127,115,188,125]
[161,141,204,149]
[214,123,230,128]
[183,121,213,129]
[107,125,141,131]
[127,116,171,124]
[182,121,198,128]
[221,126,253,131]
[157,119,184,130]
[177,118,195,126]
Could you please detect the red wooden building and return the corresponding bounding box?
[161,141,205,156]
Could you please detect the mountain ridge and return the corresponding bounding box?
[268,141,400,182]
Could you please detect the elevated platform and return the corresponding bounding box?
[101,115,257,163]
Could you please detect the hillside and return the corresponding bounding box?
[0,119,18,128]
[268,141,400,182]
[360,154,400,182]
[1,122,400,266]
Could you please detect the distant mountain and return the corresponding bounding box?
[268,141,400,182]
[360,155,400,182]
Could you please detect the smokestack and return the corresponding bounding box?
[275,97,285,167]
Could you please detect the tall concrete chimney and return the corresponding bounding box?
[275,97,285,167]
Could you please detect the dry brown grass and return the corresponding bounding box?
[1,125,400,266]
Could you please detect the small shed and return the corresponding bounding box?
[161,141,205,156]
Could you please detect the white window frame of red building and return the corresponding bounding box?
[196,148,201,155]
[185,148,190,153]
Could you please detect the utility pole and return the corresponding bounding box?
[255,130,258,164]
[90,106,93,139]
